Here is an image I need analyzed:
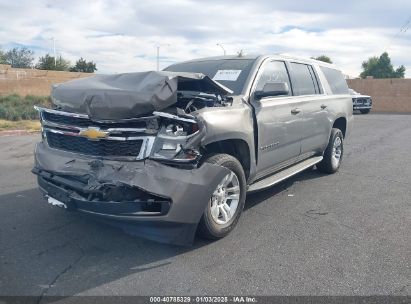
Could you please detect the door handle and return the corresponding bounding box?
[321,104,327,109]
[291,108,301,114]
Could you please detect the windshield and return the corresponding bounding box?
[164,59,256,95]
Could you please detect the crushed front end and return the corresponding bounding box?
[32,71,233,245]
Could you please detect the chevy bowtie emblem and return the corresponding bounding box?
[79,127,109,140]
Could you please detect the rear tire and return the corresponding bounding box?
[197,154,246,240]
[317,128,344,174]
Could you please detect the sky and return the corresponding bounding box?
[0,0,410,77]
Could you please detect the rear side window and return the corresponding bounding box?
[320,66,349,94]
[289,62,321,96]
[255,61,291,95]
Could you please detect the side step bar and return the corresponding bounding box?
[247,156,323,193]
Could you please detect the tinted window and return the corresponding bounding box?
[255,61,291,96]
[320,66,349,94]
[164,59,256,95]
[289,62,318,96]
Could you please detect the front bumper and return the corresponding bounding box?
[352,97,372,111]
[353,105,372,110]
[32,142,229,245]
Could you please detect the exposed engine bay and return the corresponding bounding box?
[166,90,232,115]
[50,71,233,121]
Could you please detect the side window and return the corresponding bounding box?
[289,62,319,96]
[255,61,291,96]
[320,66,349,94]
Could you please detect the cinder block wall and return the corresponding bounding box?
[0,64,93,96]
[347,78,411,113]
[1,65,410,113]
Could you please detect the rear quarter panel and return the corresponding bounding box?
[313,63,354,140]
[324,95,353,138]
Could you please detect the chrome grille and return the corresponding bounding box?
[46,132,144,157]
[36,107,156,159]
[354,98,371,105]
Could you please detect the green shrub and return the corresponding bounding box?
[0,94,52,121]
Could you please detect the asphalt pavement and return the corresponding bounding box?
[0,114,410,297]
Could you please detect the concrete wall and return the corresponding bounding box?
[347,78,411,113]
[0,64,92,96]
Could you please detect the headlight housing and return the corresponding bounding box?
[150,116,201,163]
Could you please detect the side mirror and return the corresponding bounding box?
[254,82,289,99]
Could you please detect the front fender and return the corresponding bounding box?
[196,104,254,147]
[195,103,257,178]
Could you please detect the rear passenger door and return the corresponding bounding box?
[288,62,330,156]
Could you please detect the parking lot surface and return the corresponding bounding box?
[0,114,410,297]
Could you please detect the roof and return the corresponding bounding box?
[169,54,338,69]
[172,54,260,64]
[276,53,337,68]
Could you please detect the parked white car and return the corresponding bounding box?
[349,88,372,114]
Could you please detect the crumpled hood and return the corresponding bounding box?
[51,71,232,121]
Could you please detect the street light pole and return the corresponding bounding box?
[216,43,226,56]
[51,37,57,67]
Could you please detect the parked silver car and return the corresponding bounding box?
[349,88,372,114]
[33,55,353,245]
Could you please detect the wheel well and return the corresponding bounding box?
[203,139,251,181]
[333,117,347,137]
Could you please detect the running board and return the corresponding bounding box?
[247,156,323,193]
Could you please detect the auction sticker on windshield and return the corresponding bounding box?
[213,70,242,81]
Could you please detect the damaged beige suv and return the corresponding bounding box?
[33,54,353,245]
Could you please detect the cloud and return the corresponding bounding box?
[0,0,410,77]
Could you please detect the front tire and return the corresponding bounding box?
[360,109,371,114]
[317,128,344,174]
[197,154,246,240]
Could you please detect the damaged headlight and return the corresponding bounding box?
[150,116,201,163]
[165,123,186,136]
